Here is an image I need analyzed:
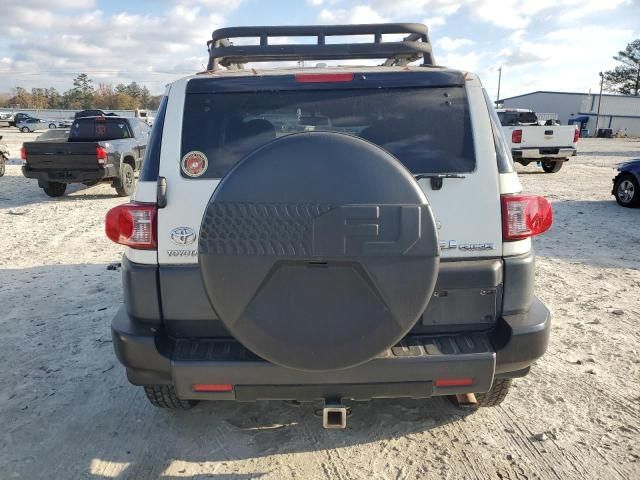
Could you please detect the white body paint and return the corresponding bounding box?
[129,69,532,265]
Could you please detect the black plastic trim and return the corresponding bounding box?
[494,297,551,374]
[502,250,535,315]
[186,71,465,94]
[122,255,161,325]
[22,165,117,184]
[112,295,550,398]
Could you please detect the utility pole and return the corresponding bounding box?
[594,71,604,135]
[496,66,502,106]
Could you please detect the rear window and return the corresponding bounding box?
[181,86,475,178]
[69,118,132,142]
[497,111,538,126]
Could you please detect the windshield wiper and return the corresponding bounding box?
[414,173,466,191]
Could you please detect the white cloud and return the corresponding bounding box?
[437,37,476,51]
[423,16,447,30]
[0,2,238,93]
[439,52,481,71]
[319,5,388,24]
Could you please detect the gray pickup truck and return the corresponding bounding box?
[22,116,149,197]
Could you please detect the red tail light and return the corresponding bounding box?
[501,195,552,241]
[573,128,579,143]
[435,378,473,387]
[20,146,26,161]
[96,146,108,165]
[511,129,522,144]
[295,73,354,83]
[192,384,233,392]
[105,203,157,249]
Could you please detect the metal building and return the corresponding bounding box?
[500,91,640,136]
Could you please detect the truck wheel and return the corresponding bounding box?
[20,127,29,133]
[614,173,640,208]
[115,163,135,197]
[143,385,198,410]
[541,161,563,173]
[475,379,512,408]
[42,182,67,197]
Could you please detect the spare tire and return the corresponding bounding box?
[199,132,439,371]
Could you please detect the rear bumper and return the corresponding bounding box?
[22,165,117,184]
[512,147,576,160]
[111,298,550,401]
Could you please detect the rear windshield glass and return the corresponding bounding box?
[497,111,538,126]
[181,86,475,178]
[69,118,132,142]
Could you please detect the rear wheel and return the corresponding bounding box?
[614,173,640,207]
[42,182,67,197]
[449,379,512,409]
[541,161,563,173]
[115,163,135,197]
[475,379,512,408]
[143,385,198,409]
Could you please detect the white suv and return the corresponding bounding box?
[105,24,552,428]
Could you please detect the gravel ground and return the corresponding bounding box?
[0,129,639,479]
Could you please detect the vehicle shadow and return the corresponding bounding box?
[534,199,640,269]
[0,166,124,208]
[578,150,640,158]
[0,262,476,480]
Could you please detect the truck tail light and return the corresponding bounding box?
[295,73,354,83]
[96,146,108,165]
[511,129,522,144]
[501,194,552,241]
[105,203,157,249]
[21,146,26,161]
[573,128,579,143]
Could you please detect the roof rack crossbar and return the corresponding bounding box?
[206,23,435,71]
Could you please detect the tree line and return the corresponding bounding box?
[0,73,162,111]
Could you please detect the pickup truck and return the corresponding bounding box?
[497,108,579,173]
[22,116,149,197]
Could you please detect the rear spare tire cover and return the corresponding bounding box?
[199,132,439,371]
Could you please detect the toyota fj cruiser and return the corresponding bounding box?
[106,24,553,428]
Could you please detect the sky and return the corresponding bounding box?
[1,0,639,99]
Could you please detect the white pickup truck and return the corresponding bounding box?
[497,108,578,173]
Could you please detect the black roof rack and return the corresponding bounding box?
[206,23,435,71]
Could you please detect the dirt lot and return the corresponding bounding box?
[0,130,639,479]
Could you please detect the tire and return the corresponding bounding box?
[42,182,67,197]
[20,127,29,133]
[0,156,5,177]
[115,163,135,197]
[143,385,198,410]
[614,173,640,208]
[475,379,512,408]
[198,132,439,371]
[48,123,56,129]
[541,161,563,173]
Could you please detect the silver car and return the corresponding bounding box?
[16,118,70,133]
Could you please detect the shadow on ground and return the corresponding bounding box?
[0,263,474,480]
[535,199,640,269]
[0,166,124,208]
